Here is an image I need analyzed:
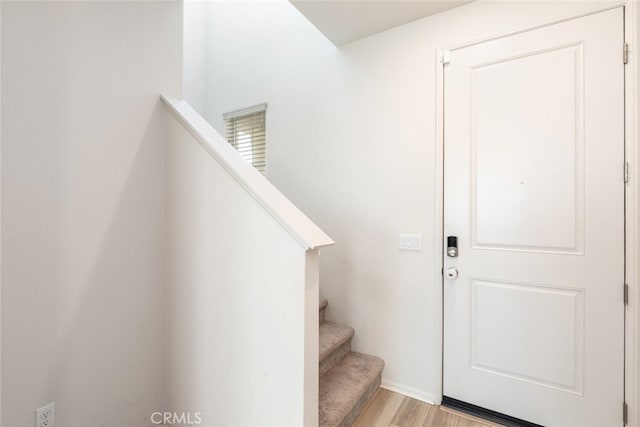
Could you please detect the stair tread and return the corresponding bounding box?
[319,352,385,427]
[320,296,328,311]
[319,321,354,362]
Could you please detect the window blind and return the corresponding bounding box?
[224,104,267,174]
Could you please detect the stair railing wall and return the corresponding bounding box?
[161,96,333,426]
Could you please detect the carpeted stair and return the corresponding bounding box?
[318,297,384,427]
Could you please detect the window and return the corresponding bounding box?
[223,104,267,174]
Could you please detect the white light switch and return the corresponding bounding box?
[399,233,422,251]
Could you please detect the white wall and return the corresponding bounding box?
[631,5,640,427]
[0,1,3,423]
[183,0,206,116]
[1,2,181,426]
[164,105,319,426]
[196,0,624,402]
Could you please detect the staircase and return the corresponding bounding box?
[318,297,385,427]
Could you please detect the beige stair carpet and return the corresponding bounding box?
[319,352,385,427]
[318,296,385,427]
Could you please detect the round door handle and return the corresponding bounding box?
[445,267,458,280]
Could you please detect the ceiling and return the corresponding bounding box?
[290,0,474,46]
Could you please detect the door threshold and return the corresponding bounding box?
[440,405,506,427]
[442,396,544,427]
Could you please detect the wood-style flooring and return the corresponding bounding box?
[353,388,503,427]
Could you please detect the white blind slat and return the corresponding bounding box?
[224,106,266,174]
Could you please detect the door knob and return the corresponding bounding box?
[445,267,458,280]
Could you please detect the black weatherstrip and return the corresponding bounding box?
[441,396,545,427]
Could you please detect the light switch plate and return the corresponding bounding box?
[399,233,422,251]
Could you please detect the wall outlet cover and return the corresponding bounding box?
[36,403,55,427]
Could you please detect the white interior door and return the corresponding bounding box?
[443,8,625,427]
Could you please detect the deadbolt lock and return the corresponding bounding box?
[447,236,458,257]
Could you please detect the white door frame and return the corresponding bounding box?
[434,2,640,425]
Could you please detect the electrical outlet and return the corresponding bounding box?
[36,403,55,427]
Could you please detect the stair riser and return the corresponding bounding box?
[338,374,381,427]
[320,338,351,376]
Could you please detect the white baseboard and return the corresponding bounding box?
[380,379,435,405]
